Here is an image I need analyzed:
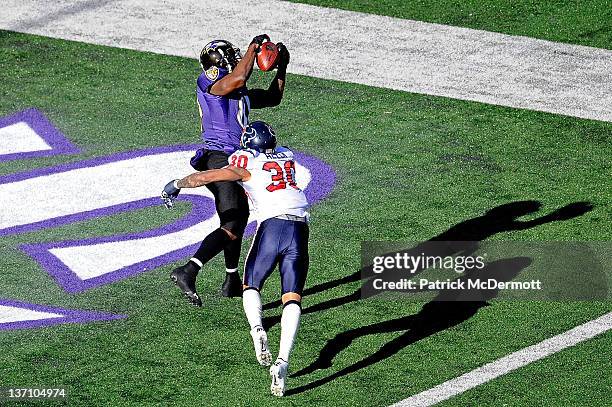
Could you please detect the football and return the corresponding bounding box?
[257,41,279,71]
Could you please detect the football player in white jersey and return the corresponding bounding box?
[162,121,309,397]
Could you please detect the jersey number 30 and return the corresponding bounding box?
[263,161,298,192]
[229,154,248,168]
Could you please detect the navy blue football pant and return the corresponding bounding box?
[244,218,309,295]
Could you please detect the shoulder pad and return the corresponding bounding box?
[276,146,292,154]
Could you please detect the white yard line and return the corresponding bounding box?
[2,0,611,122]
[391,311,612,406]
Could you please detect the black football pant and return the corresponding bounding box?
[190,149,249,269]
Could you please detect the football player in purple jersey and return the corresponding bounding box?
[166,34,290,307]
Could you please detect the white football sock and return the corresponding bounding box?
[226,268,238,273]
[278,303,301,363]
[243,289,263,330]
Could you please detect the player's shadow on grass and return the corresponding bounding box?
[286,256,531,395]
[263,200,593,323]
[261,200,593,394]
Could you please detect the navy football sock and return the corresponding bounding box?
[192,228,232,268]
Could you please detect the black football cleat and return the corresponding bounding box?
[221,272,242,298]
[170,263,202,307]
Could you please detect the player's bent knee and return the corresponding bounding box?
[281,292,302,307]
[220,217,248,240]
[221,226,239,240]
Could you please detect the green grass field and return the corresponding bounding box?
[0,8,611,406]
[290,0,612,49]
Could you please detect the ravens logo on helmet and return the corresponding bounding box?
[199,40,242,74]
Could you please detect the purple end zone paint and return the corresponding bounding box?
[2,144,336,293]
[0,298,126,331]
[20,194,218,293]
[0,110,336,331]
[0,108,80,162]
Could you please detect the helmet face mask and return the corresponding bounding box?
[200,40,242,74]
[241,121,278,153]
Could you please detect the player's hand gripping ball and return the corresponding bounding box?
[256,41,279,71]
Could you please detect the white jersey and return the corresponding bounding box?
[228,146,310,222]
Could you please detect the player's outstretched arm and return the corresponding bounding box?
[161,167,250,209]
[248,42,290,108]
[177,167,249,188]
[210,34,270,96]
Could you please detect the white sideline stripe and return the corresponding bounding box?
[1,0,611,122]
[391,311,612,407]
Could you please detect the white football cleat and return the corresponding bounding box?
[270,358,288,397]
[250,326,272,366]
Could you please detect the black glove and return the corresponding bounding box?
[161,180,181,209]
[251,34,271,49]
[276,42,290,69]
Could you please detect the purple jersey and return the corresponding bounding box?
[196,69,250,155]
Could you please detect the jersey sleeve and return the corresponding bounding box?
[197,72,215,94]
